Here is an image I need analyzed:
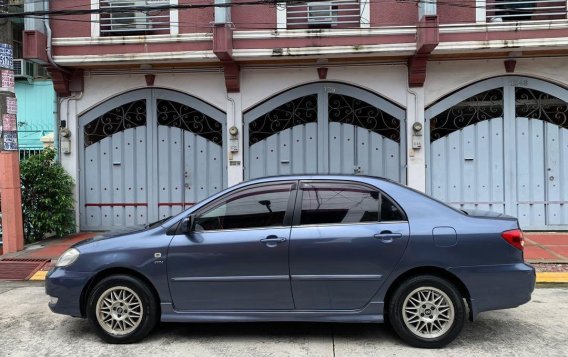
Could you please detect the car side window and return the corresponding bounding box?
[194,183,293,231]
[380,193,406,222]
[299,182,406,225]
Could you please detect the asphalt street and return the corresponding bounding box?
[0,282,566,357]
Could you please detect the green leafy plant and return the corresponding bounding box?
[20,148,76,243]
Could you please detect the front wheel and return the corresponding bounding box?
[388,275,466,348]
[86,275,159,343]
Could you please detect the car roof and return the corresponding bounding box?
[242,174,395,185]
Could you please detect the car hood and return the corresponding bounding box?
[461,208,517,220]
[73,225,146,248]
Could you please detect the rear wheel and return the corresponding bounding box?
[388,275,465,348]
[87,275,158,343]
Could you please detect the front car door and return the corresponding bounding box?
[167,181,296,311]
[289,180,410,310]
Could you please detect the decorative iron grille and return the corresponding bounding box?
[328,94,400,143]
[84,100,147,147]
[430,89,504,142]
[516,88,568,128]
[157,100,223,145]
[249,94,318,145]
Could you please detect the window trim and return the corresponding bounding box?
[191,180,299,233]
[292,180,408,226]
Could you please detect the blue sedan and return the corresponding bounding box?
[46,175,535,348]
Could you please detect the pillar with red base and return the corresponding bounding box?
[0,151,24,254]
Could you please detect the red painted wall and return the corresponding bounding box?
[370,0,418,27]
[438,0,476,24]
[51,0,91,37]
[232,1,277,30]
[179,0,214,34]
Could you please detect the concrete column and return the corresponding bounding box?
[59,97,80,232]
[226,92,243,187]
[406,88,426,192]
[0,152,24,253]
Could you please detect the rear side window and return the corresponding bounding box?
[299,182,405,225]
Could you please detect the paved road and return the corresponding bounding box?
[0,282,567,357]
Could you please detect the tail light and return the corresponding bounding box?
[501,229,525,251]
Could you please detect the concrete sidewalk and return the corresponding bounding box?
[0,231,567,282]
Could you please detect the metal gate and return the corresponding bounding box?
[79,89,226,231]
[426,76,568,230]
[244,82,406,182]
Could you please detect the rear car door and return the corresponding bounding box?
[167,181,296,311]
[289,180,410,310]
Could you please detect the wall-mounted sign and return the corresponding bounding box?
[2,114,16,131]
[6,97,16,114]
[1,69,14,92]
[3,131,18,151]
[0,44,13,70]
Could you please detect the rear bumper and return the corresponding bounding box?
[448,263,535,318]
[45,268,92,317]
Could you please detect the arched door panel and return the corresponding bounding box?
[249,123,319,178]
[430,118,506,214]
[427,76,568,230]
[244,83,406,182]
[80,89,226,231]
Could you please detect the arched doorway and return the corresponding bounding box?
[426,76,568,230]
[244,82,406,182]
[79,89,226,230]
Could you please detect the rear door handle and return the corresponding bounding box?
[374,231,403,243]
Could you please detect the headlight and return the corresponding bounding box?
[55,248,80,267]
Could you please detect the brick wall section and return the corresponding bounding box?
[50,0,91,37]
[179,0,214,34]
[438,0,476,24]
[232,1,277,30]
[370,0,418,27]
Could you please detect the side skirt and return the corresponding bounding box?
[160,302,385,323]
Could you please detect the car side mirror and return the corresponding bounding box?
[179,215,194,235]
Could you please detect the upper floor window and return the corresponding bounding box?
[284,0,366,29]
[486,0,567,23]
[99,0,171,36]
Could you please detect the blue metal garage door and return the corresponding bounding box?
[427,76,568,230]
[79,89,226,231]
[244,82,406,182]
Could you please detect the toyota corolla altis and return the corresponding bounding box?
[46,175,535,348]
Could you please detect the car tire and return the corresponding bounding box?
[86,274,159,344]
[388,275,465,349]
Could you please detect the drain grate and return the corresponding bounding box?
[0,259,50,280]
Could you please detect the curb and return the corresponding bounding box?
[26,271,568,283]
[536,272,568,283]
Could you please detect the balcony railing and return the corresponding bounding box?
[99,0,170,36]
[286,0,361,29]
[486,0,567,22]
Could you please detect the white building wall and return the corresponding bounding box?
[60,59,568,230]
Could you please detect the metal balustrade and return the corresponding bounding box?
[286,0,361,28]
[99,0,170,35]
[486,0,568,22]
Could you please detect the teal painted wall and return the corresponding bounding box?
[15,80,56,149]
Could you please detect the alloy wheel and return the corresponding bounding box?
[402,286,455,339]
[95,286,144,336]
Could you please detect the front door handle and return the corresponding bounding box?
[260,235,287,246]
[374,231,403,243]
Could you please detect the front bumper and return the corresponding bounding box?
[449,263,536,318]
[45,268,93,317]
